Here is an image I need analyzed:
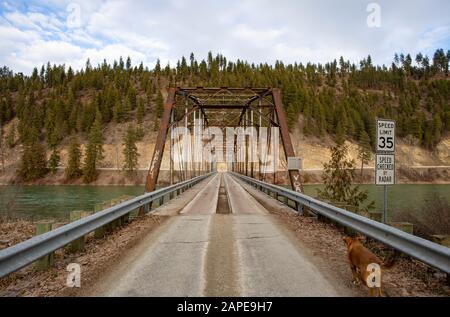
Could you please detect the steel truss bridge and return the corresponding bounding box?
[0,88,449,296]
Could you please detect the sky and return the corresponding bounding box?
[0,0,449,75]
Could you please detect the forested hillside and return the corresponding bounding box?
[0,50,449,183]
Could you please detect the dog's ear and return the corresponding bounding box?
[343,236,352,246]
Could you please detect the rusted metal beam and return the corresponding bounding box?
[168,105,200,129]
[237,107,248,127]
[272,88,304,193]
[178,87,271,93]
[247,104,279,127]
[186,105,273,109]
[184,95,210,126]
[144,88,177,194]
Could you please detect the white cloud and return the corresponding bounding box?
[232,24,287,42]
[417,26,450,51]
[0,0,449,74]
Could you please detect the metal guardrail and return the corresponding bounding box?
[0,173,214,278]
[231,172,450,274]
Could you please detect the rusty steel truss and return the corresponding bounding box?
[144,87,304,196]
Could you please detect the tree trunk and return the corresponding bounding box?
[360,161,364,179]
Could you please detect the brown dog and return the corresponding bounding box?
[343,236,395,297]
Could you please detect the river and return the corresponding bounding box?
[0,184,449,221]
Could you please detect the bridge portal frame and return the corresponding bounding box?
[144,87,304,195]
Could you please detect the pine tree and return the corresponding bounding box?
[357,131,372,177]
[18,142,48,181]
[317,142,374,212]
[113,99,124,123]
[127,86,137,109]
[136,98,145,124]
[83,111,104,183]
[126,56,132,70]
[154,90,164,131]
[0,120,4,173]
[335,121,345,145]
[48,148,60,174]
[432,113,442,146]
[66,137,83,180]
[122,125,139,176]
[6,122,15,148]
[286,103,298,129]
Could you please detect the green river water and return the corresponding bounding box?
[0,184,449,221]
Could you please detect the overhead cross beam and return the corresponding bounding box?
[143,87,304,200]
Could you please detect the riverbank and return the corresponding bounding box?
[0,166,449,186]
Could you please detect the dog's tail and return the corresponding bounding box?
[381,250,400,270]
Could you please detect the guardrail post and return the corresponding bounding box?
[390,222,414,235]
[432,235,450,248]
[34,222,54,270]
[110,199,122,229]
[94,203,108,239]
[369,211,383,223]
[296,203,304,215]
[119,196,132,224]
[429,235,450,286]
[67,211,85,253]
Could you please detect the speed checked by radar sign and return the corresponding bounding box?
[376,154,395,185]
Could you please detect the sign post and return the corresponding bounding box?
[375,119,396,223]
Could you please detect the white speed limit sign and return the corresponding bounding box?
[376,119,395,153]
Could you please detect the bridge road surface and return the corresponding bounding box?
[91,173,343,297]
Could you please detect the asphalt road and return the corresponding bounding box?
[91,173,343,297]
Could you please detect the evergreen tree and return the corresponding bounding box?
[126,56,132,70]
[357,131,372,177]
[113,99,125,123]
[18,142,48,181]
[286,103,298,129]
[122,125,140,176]
[83,111,104,183]
[136,98,145,124]
[317,142,374,212]
[6,123,15,148]
[48,148,60,174]
[154,90,164,130]
[0,121,4,172]
[335,121,345,144]
[127,86,137,109]
[432,113,443,146]
[65,137,82,180]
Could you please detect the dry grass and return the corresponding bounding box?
[0,217,34,250]
[392,193,450,239]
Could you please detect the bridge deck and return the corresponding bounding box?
[88,173,352,297]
